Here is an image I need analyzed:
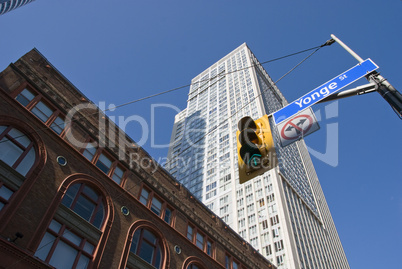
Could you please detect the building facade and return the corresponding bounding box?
[0,0,35,15]
[0,48,275,269]
[167,43,350,269]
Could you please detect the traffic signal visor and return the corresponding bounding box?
[236,115,277,184]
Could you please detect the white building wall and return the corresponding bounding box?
[167,43,349,269]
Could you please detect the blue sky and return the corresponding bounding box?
[1,1,401,268]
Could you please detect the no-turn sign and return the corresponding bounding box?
[276,108,320,147]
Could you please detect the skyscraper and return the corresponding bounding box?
[0,0,35,15]
[167,43,350,269]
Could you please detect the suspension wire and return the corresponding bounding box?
[1,44,324,144]
[164,46,322,168]
[104,44,323,112]
[5,43,328,268]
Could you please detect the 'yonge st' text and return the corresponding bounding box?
[273,59,379,125]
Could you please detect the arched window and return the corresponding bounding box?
[0,125,35,176]
[35,181,108,269]
[61,183,105,229]
[128,228,163,269]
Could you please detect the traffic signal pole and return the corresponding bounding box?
[317,82,376,103]
[330,34,402,118]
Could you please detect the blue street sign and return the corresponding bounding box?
[273,59,378,125]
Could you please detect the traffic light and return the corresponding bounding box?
[236,115,277,184]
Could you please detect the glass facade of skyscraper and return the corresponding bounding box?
[0,0,35,15]
[167,43,349,269]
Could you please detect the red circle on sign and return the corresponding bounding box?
[280,114,313,140]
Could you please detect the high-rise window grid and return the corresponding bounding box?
[167,44,349,268]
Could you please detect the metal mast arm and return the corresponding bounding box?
[330,34,402,118]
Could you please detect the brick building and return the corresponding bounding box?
[0,49,275,269]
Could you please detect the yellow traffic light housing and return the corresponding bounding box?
[236,115,277,184]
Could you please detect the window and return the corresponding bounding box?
[95,153,112,174]
[206,202,214,211]
[237,198,244,207]
[82,142,97,161]
[249,225,257,236]
[246,194,253,204]
[250,237,258,248]
[187,225,193,241]
[225,254,245,269]
[151,196,163,216]
[205,189,216,199]
[34,178,109,269]
[139,188,150,206]
[247,214,256,224]
[111,165,124,185]
[261,220,269,230]
[129,228,162,269]
[196,232,204,249]
[238,208,244,218]
[206,239,213,256]
[265,245,272,256]
[0,125,36,176]
[81,141,126,184]
[271,215,280,226]
[61,183,105,229]
[138,186,175,225]
[233,261,239,269]
[0,182,14,212]
[220,205,229,215]
[277,254,285,266]
[274,240,284,252]
[266,183,273,193]
[262,232,270,245]
[273,227,280,238]
[187,223,214,257]
[35,219,95,269]
[163,206,173,224]
[15,87,66,135]
[225,255,230,269]
[50,115,66,135]
[245,184,252,194]
[247,204,254,214]
[31,100,54,123]
[268,204,277,214]
[220,195,229,205]
[15,88,35,106]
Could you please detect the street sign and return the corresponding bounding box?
[273,58,378,125]
[277,108,320,147]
